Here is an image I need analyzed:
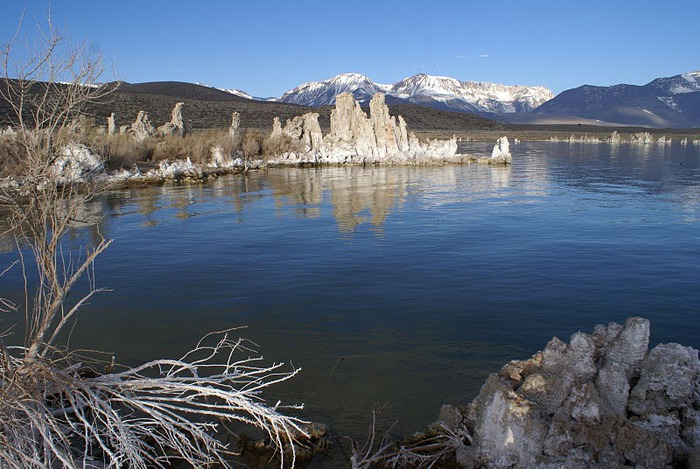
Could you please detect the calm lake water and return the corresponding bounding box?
[2,141,700,440]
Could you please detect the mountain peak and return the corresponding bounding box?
[682,71,700,81]
[331,72,371,82]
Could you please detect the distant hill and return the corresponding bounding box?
[533,72,700,128]
[91,81,315,130]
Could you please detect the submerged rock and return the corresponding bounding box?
[435,317,700,468]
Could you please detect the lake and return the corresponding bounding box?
[1,140,700,440]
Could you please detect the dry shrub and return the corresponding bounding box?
[90,129,238,170]
[0,134,24,176]
[242,129,265,162]
[1,11,307,466]
[263,134,303,159]
[151,130,235,165]
[92,134,155,170]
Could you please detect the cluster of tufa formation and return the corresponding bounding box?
[267,92,509,165]
[110,103,189,141]
[436,317,700,468]
[548,131,685,145]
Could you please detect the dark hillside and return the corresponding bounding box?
[384,103,506,132]
[88,81,315,130]
[113,81,251,102]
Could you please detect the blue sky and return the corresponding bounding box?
[2,0,698,98]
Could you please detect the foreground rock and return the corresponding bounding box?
[434,317,700,468]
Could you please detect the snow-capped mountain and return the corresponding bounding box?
[647,71,700,96]
[390,74,553,113]
[276,73,390,106]
[220,88,254,100]
[195,82,254,100]
[533,71,700,128]
[275,73,554,113]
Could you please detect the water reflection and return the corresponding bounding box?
[0,195,109,254]
[2,142,700,250]
[268,167,412,234]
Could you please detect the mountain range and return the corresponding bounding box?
[213,70,699,128]
[273,73,554,114]
[532,71,700,128]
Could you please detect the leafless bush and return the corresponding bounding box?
[0,133,23,176]
[91,133,155,169]
[263,133,303,159]
[343,412,470,469]
[1,11,305,468]
[152,129,235,165]
[241,129,265,170]
[0,331,307,468]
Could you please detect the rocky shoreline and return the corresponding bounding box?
[235,318,700,468]
[426,317,700,468]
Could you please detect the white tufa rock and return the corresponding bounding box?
[566,135,601,144]
[208,146,236,168]
[265,92,467,165]
[52,143,105,183]
[107,113,116,135]
[147,158,202,180]
[490,136,512,164]
[130,111,155,142]
[229,112,241,141]
[260,93,465,164]
[630,132,654,144]
[156,102,186,137]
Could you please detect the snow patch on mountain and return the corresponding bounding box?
[658,96,678,110]
[220,88,253,100]
[195,82,253,100]
[649,71,700,96]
